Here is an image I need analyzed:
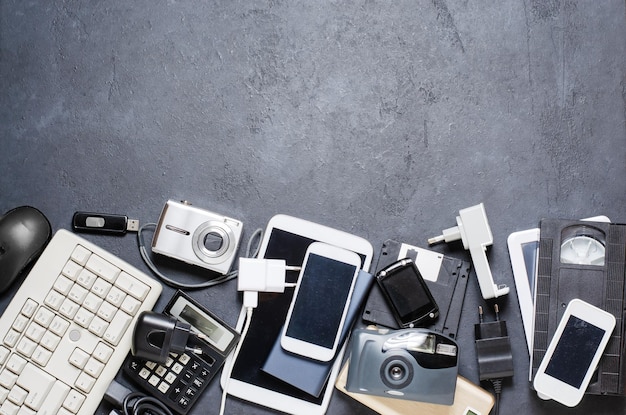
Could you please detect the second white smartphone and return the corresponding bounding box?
[533,298,615,407]
[281,241,361,362]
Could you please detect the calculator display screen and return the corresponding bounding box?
[169,296,237,353]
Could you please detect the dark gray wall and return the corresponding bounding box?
[2,1,626,414]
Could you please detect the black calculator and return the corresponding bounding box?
[123,291,240,415]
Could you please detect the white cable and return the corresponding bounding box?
[219,306,254,415]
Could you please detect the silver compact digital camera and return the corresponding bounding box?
[151,200,243,275]
[346,327,458,405]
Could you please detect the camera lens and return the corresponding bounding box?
[390,365,404,380]
[380,356,413,390]
[203,231,224,252]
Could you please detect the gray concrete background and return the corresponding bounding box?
[1,1,626,414]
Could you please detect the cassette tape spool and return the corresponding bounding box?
[531,219,626,396]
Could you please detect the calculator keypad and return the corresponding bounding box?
[125,352,213,415]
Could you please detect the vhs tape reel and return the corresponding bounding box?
[531,218,626,396]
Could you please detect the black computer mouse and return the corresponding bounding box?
[0,206,52,294]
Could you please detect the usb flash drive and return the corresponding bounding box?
[72,211,139,235]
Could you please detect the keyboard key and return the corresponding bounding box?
[73,309,94,328]
[103,312,132,346]
[20,301,38,319]
[70,246,91,266]
[16,339,37,359]
[96,301,117,322]
[0,348,10,366]
[105,287,126,308]
[83,358,104,378]
[67,285,88,304]
[76,269,97,290]
[92,343,113,364]
[48,316,70,337]
[24,324,45,343]
[7,385,27,406]
[82,293,102,314]
[5,356,26,374]
[39,332,60,352]
[90,279,111,299]
[3,332,19,349]
[85,255,120,283]
[33,308,55,328]
[61,260,83,281]
[0,400,19,415]
[120,296,141,316]
[31,346,52,367]
[59,300,79,320]
[11,316,28,334]
[37,381,70,415]
[62,389,85,413]
[16,363,55,410]
[115,273,149,301]
[44,291,64,311]
[0,370,17,389]
[88,317,109,338]
[68,349,90,370]
[74,373,95,393]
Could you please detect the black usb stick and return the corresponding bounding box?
[72,211,139,235]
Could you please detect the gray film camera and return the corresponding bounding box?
[346,327,458,405]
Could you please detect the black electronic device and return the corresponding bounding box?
[124,291,239,415]
[531,218,626,396]
[362,239,470,339]
[0,206,51,294]
[376,258,439,328]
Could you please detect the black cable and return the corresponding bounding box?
[489,378,502,415]
[122,391,174,415]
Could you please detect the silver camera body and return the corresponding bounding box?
[346,327,458,405]
[152,200,243,275]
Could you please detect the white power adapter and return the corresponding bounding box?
[428,203,509,300]
[237,258,300,308]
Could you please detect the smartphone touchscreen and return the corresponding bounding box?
[282,243,360,361]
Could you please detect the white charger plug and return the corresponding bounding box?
[237,258,300,308]
[428,203,509,300]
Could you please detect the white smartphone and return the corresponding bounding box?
[281,241,361,362]
[533,298,615,407]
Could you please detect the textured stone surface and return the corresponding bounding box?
[1,1,625,414]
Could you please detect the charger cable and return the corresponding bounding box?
[137,223,263,289]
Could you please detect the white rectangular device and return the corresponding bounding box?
[533,299,615,407]
[281,242,361,362]
[220,214,373,415]
[0,229,162,415]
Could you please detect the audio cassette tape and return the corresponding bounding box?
[531,218,626,396]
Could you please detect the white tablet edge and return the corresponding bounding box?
[220,213,374,415]
[507,228,539,359]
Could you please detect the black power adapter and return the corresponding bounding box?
[474,304,513,415]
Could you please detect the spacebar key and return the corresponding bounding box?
[16,363,55,410]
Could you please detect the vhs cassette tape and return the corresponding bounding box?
[531,218,626,396]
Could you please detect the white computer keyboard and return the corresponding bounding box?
[0,229,162,415]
